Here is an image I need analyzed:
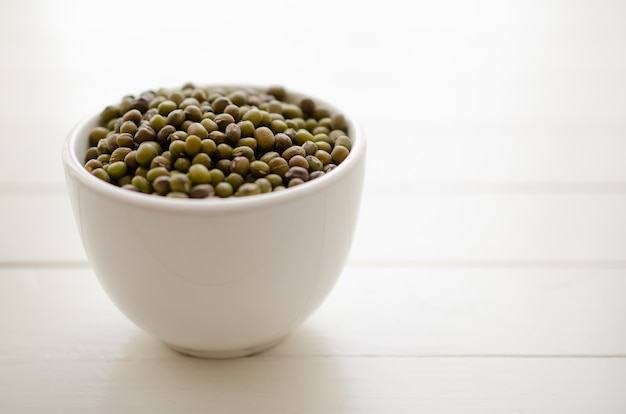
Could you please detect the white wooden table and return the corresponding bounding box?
[1,0,625,412]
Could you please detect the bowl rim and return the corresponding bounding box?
[62,85,366,214]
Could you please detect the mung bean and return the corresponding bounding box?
[83,85,353,198]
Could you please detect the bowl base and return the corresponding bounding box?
[164,335,288,359]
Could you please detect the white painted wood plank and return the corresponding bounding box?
[278,267,626,357]
[3,192,626,264]
[1,357,624,413]
[1,267,624,359]
[1,267,625,412]
[0,194,86,264]
[363,128,626,191]
[351,192,626,263]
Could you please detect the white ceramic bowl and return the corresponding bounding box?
[62,86,366,358]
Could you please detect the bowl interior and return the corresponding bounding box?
[63,85,366,213]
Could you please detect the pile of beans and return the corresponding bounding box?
[83,84,352,198]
